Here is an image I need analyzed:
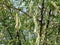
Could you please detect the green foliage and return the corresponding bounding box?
[0,0,60,45]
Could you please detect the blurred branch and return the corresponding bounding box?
[51,1,60,13]
[0,2,43,23]
[46,9,51,37]
[0,2,32,18]
[40,0,44,37]
[3,22,13,39]
[7,27,13,39]
[15,13,22,45]
[16,31,22,45]
[46,9,51,29]
[43,9,51,45]
[51,1,58,9]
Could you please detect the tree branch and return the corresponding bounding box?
[7,27,13,39]
[0,2,32,18]
[40,0,44,37]
[46,9,51,29]
[0,2,43,23]
[16,31,22,45]
[43,9,51,45]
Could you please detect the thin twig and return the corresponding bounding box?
[16,31,22,45]
[0,2,43,23]
[43,9,51,45]
[7,28,13,39]
[45,9,51,39]
[0,2,32,18]
[46,9,51,29]
[40,0,44,37]
[3,22,13,39]
[6,26,13,39]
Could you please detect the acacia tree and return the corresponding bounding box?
[0,0,60,45]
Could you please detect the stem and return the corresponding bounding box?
[46,9,51,29]
[43,9,51,45]
[1,2,32,18]
[40,0,44,37]
[16,31,22,45]
[4,25,13,39]
[4,22,13,39]
[45,9,51,38]
[7,28,13,39]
